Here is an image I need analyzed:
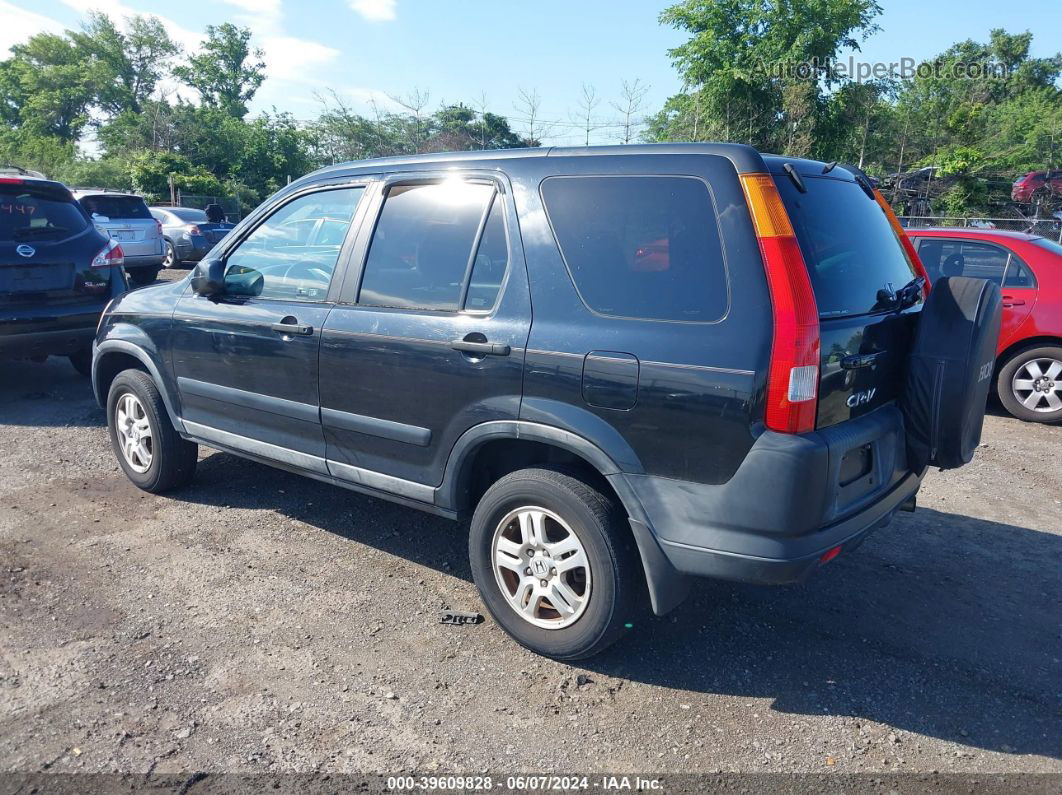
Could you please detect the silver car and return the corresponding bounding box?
[73,191,164,286]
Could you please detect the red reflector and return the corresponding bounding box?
[820,545,842,564]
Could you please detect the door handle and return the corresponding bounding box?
[1001,296,1026,307]
[451,338,511,356]
[271,319,313,336]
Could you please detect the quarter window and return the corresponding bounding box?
[358,181,498,311]
[223,186,365,302]
[540,176,728,322]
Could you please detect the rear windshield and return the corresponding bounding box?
[775,175,917,318]
[1030,237,1062,258]
[165,207,209,222]
[79,194,151,220]
[1,185,89,242]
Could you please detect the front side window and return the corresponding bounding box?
[541,176,729,322]
[358,181,497,311]
[223,186,365,302]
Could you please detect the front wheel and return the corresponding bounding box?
[997,345,1062,423]
[469,467,644,660]
[107,369,198,492]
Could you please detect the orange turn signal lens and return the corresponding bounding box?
[740,174,794,238]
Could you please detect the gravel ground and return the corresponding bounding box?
[1,314,1060,776]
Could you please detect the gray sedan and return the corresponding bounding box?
[150,206,235,268]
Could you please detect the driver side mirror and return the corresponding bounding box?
[190,258,225,297]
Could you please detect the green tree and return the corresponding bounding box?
[70,13,180,117]
[650,0,882,152]
[173,24,264,118]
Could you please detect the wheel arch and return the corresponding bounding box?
[997,335,1062,370]
[93,339,184,432]
[437,421,690,616]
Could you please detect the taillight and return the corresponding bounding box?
[0,177,25,184]
[873,189,931,295]
[187,224,202,236]
[740,173,820,434]
[91,238,125,269]
[155,219,163,237]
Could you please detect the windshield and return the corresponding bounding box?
[775,174,918,318]
[1,185,89,241]
[80,194,151,220]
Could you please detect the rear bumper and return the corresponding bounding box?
[0,316,101,357]
[124,254,164,269]
[622,404,922,590]
[174,236,212,262]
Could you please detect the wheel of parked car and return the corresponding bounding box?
[127,266,161,287]
[106,370,198,492]
[162,240,177,269]
[68,347,92,377]
[903,276,1003,471]
[996,344,1062,424]
[468,467,644,660]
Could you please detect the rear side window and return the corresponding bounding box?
[358,181,497,311]
[541,176,728,322]
[776,176,917,318]
[80,195,151,220]
[1,185,88,241]
[915,238,1035,287]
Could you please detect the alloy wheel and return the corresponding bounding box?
[491,506,591,629]
[115,392,153,473]
[1012,357,1062,413]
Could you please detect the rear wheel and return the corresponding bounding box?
[162,240,177,268]
[107,369,198,492]
[469,467,644,660]
[997,345,1062,423]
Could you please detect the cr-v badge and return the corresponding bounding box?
[847,387,877,408]
[15,245,35,258]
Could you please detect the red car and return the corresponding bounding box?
[909,228,1062,423]
[1012,170,1062,204]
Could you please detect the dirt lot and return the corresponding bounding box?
[1,346,1060,776]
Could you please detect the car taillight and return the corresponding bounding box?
[155,219,163,237]
[873,189,931,295]
[740,173,820,434]
[187,224,202,235]
[0,177,24,184]
[91,238,125,269]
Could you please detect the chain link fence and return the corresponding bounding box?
[899,215,1062,243]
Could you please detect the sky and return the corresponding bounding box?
[1,0,1058,147]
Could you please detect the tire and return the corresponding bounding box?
[902,276,1002,471]
[127,266,161,287]
[162,239,177,269]
[68,346,92,377]
[106,369,198,493]
[469,467,644,660]
[996,344,1062,423]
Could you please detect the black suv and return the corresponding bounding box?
[93,144,1000,659]
[2,176,127,375]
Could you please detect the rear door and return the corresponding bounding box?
[171,183,370,467]
[915,236,1036,352]
[318,172,531,493]
[774,172,923,428]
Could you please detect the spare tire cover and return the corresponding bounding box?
[902,276,1002,471]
